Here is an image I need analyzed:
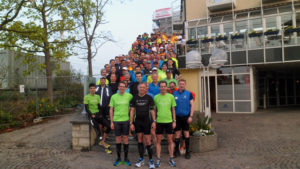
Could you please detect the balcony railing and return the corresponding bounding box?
[178,30,300,69]
[207,0,236,12]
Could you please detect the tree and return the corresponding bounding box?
[1,0,77,104]
[71,0,114,77]
[0,0,28,31]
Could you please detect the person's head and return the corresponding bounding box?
[124,72,131,81]
[89,83,96,94]
[138,82,147,95]
[118,81,127,94]
[115,56,120,63]
[135,66,141,73]
[153,61,159,68]
[121,60,126,67]
[167,59,173,67]
[100,77,106,86]
[178,79,186,91]
[111,66,116,73]
[131,61,136,68]
[110,59,115,66]
[110,73,117,83]
[169,82,177,91]
[146,61,152,69]
[101,69,107,77]
[152,73,158,83]
[105,64,110,72]
[166,69,172,79]
[136,72,142,82]
[161,64,167,71]
[159,81,168,94]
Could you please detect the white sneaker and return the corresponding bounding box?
[134,158,144,168]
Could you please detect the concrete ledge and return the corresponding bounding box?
[70,114,94,151]
[190,133,218,153]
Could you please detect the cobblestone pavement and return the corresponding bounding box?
[0,108,300,169]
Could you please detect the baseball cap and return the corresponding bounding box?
[166,69,172,73]
[152,67,158,71]
[100,76,106,79]
[122,67,128,70]
[146,61,152,64]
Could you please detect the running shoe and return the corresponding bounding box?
[169,158,176,167]
[155,158,161,168]
[99,142,110,149]
[185,152,191,159]
[105,148,112,154]
[149,159,155,169]
[113,159,122,166]
[180,147,186,155]
[134,158,144,167]
[123,159,132,166]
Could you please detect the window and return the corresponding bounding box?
[188,28,196,40]
[266,17,277,30]
[265,16,281,47]
[248,19,263,49]
[249,18,262,32]
[281,14,295,45]
[236,20,248,33]
[197,26,207,39]
[224,22,234,35]
[211,24,220,37]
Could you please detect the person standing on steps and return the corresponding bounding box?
[84,83,112,154]
[152,81,177,167]
[173,79,194,159]
[110,81,133,167]
[129,82,155,169]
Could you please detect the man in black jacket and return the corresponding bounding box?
[130,72,143,96]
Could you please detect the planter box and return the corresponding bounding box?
[190,133,218,153]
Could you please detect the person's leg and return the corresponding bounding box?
[100,117,111,147]
[137,133,144,158]
[167,134,174,158]
[89,115,101,144]
[144,135,153,160]
[122,122,131,166]
[174,131,181,157]
[113,122,122,166]
[184,130,191,159]
[156,134,162,158]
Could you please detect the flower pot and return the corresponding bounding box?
[190,133,218,153]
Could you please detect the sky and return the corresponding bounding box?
[69,0,176,76]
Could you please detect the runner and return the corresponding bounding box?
[84,83,112,154]
[173,79,194,159]
[129,82,155,169]
[109,81,133,166]
[152,81,177,167]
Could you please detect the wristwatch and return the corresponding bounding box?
[173,120,176,122]
[153,120,156,123]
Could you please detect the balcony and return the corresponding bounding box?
[262,0,285,3]
[207,0,236,12]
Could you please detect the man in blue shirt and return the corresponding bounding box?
[148,73,160,97]
[173,79,194,159]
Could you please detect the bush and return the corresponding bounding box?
[26,98,59,117]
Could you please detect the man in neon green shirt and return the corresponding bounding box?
[163,69,178,87]
[152,81,177,167]
[84,83,111,154]
[109,81,133,167]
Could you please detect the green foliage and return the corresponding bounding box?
[27,98,58,117]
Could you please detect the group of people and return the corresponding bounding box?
[84,31,195,168]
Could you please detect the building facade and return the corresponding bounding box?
[0,50,71,89]
[179,0,300,113]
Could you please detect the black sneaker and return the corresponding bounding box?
[185,152,191,159]
[173,150,180,158]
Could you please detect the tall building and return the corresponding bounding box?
[179,0,300,113]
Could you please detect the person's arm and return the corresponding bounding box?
[109,106,114,130]
[129,107,135,131]
[85,104,94,118]
[171,107,176,129]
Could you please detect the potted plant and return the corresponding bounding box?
[186,39,199,45]
[189,114,218,153]
[216,35,228,41]
[264,29,279,36]
[201,37,214,43]
[248,30,263,38]
[284,26,296,34]
[231,32,244,40]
